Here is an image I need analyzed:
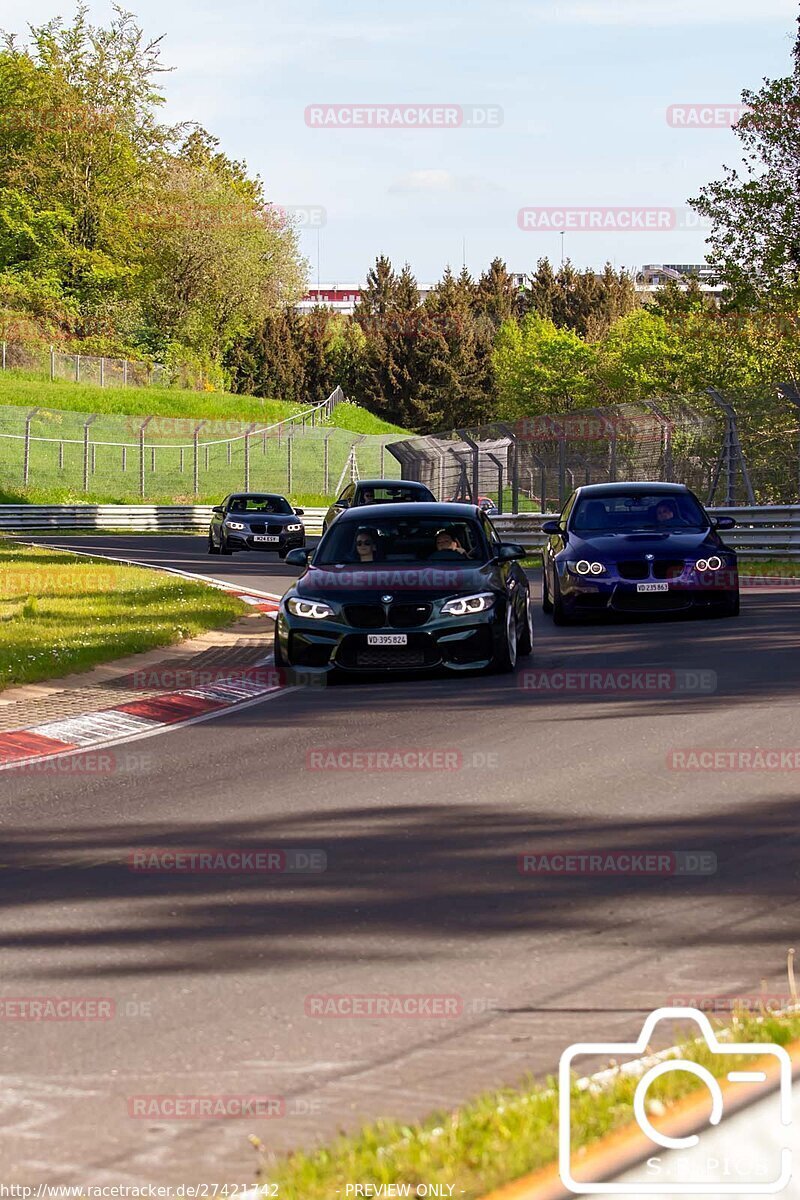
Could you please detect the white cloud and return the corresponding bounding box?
[388,169,501,195]
[540,0,795,25]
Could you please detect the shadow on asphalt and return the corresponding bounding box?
[2,786,798,979]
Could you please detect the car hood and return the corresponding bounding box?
[293,562,495,602]
[567,530,725,557]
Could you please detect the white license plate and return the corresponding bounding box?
[253,535,279,543]
[367,634,408,646]
[637,582,669,593]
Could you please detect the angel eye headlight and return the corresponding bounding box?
[574,560,606,576]
[441,593,495,616]
[226,520,246,530]
[285,523,303,532]
[286,598,336,619]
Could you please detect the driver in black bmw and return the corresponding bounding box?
[275,503,533,675]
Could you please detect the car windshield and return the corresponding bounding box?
[227,495,293,515]
[572,493,708,533]
[315,517,487,565]
[356,486,427,504]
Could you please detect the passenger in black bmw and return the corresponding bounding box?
[277,502,533,674]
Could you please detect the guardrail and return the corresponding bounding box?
[0,505,328,536]
[1,504,799,555]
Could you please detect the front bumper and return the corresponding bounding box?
[276,607,504,672]
[558,564,739,616]
[225,530,305,553]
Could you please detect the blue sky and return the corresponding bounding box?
[6,0,799,283]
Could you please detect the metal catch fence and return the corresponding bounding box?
[388,394,800,510]
[0,387,400,501]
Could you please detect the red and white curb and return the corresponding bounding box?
[0,661,295,772]
[2,543,289,770]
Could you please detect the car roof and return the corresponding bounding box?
[354,479,430,489]
[576,482,691,496]
[228,492,287,499]
[335,501,481,522]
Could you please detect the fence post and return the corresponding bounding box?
[100,357,105,388]
[179,447,185,474]
[50,346,55,382]
[75,353,81,384]
[122,446,127,472]
[83,415,97,493]
[23,407,39,486]
[287,434,293,493]
[459,430,481,505]
[323,432,331,495]
[123,359,128,387]
[244,424,257,491]
[380,443,385,476]
[139,416,153,499]
[1,341,5,370]
[487,452,504,513]
[193,422,206,497]
[59,441,64,471]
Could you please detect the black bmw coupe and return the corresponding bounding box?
[275,503,533,674]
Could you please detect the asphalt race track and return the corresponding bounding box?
[3,536,800,1185]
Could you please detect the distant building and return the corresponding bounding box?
[635,263,724,298]
[295,265,725,315]
[297,282,436,315]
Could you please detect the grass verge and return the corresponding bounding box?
[0,542,247,690]
[0,373,409,435]
[739,557,800,576]
[254,1008,800,1200]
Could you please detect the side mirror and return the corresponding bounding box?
[294,507,305,516]
[713,515,736,530]
[541,520,562,535]
[285,548,311,568]
[497,542,526,561]
[212,505,224,515]
[338,499,350,509]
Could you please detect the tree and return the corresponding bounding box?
[493,314,597,418]
[689,12,800,311]
[593,309,690,403]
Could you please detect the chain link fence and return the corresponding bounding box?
[387,396,796,511]
[0,387,400,502]
[0,341,171,388]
